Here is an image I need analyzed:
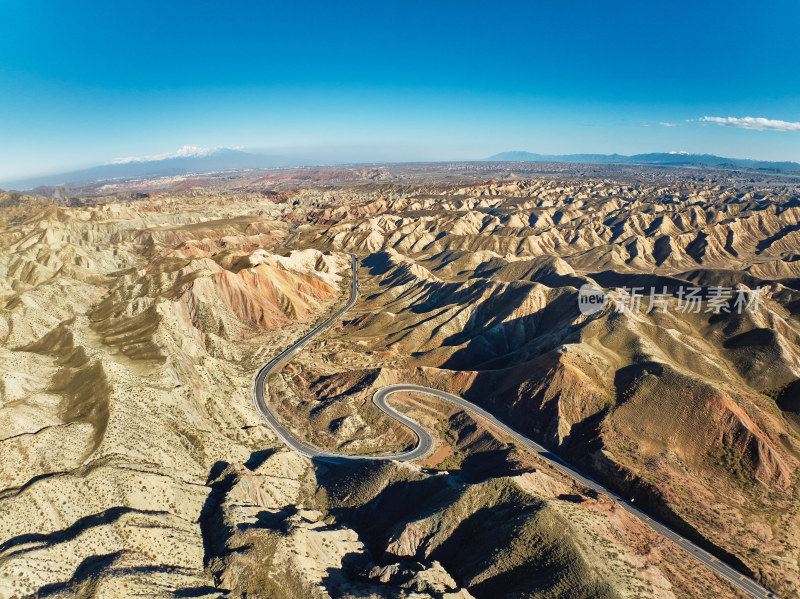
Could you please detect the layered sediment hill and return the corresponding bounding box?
[0,192,348,597]
[279,176,800,597]
[1,171,799,599]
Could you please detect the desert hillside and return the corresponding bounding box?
[1,169,798,598]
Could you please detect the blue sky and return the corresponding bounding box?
[1,0,799,181]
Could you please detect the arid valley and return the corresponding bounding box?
[1,164,799,598]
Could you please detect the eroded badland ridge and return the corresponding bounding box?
[1,165,799,598]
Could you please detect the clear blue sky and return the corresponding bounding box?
[1,0,798,180]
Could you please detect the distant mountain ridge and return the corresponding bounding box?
[6,148,800,191]
[2,149,304,191]
[485,151,800,172]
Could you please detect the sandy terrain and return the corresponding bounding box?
[1,170,798,598]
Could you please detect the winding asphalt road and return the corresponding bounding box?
[252,253,780,599]
[252,253,429,461]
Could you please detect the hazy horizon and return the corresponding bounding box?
[6,142,800,184]
[1,0,799,181]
